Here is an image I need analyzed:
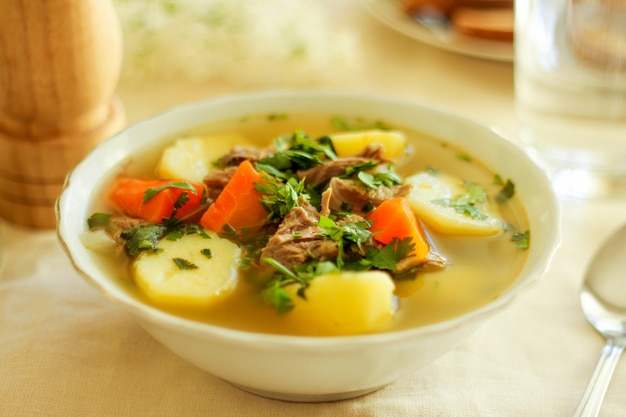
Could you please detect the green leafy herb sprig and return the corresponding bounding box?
[512,230,530,250]
[261,259,338,313]
[433,181,489,220]
[258,130,337,177]
[341,162,402,189]
[254,176,309,224]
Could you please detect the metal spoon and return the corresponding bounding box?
[572,224,626,417]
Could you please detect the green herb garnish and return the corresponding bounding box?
[87,213,111,229]
[120,224,168,256]
[330,116,391,131]
[261,258,339,314]
[259,130,337,175]
[318,215,372,267]
[341,162,402,189]
[512,230,530,250]
[255,176,308,223]
[364,238,416,271]
[496,179,515,204]
[425,166,440,176]
[143,181,198,203]
[433,181,489,220]
[172,257,198,270]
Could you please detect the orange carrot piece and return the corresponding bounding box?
[366,197,430,262]
[200,160,268,233]
[109,177,205,224]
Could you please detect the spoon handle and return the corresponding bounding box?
[572,336,626,417]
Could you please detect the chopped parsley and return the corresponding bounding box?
[512,230,530,250]
[433,181,489,220]
[120,222,211,256]
[258,130,337,175]
[255,176,308,223]
[425,166,440,176]
[172,257,198,270]
[87,213,111,229]
[166,222,212,241]
[496,179,516,204]
[318,215,372,267]
[200,248,213,259]
[143,181,198,203]
[457,153,472,162]
[330,116,391,132]
[267,113,288,121]
[261,259,339,313]
[341,162,403,189]
[362,238,415,271]
[120,224,168,256]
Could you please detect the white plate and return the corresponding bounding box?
[363,0,514,62]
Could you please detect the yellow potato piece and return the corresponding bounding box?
[284,271,395,336]
[133,232,240,308]
[329,129,407,159]
[405,171,503,236]
[157,133,255,182]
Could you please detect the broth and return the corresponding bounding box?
[88,112,529,336]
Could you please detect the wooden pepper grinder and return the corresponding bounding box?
[0,0,125,228]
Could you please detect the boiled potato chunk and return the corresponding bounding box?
[329,129,406,159]
[132,231,240,308]
[405,171,503,236]
[157,133,255,182]
[284,271,395,336]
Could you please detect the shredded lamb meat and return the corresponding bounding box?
[256,202,338,274]
[326,177,412,216]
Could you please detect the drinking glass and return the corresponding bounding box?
[515,0,626,199]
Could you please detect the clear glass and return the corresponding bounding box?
[515,0,626,199]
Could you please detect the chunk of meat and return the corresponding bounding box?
[296,143,390,186]
[216,146,270,168]
[395,250,447,275]
[106,215,151,242]
[203,166,237,201]
[326,177,412,215]
[257,202,338,273]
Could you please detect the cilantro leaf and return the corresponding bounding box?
[166,223,212,241]
[330,116,391,131]
[259,130,337,175]
[120,224,167,256]
[143,181,198,203]
[317,215,372,267]
[261,281,295,314]
[512,230,530,250]
[341,162,402,189]
[364,238,415,271]
[172,257,198,270]
[433,181,489,220]
[87,213,111,229]
[496,179,515,204]
[256,176,308,223]
[260,258,340,314]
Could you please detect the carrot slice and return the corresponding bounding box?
[366,197,430,262]
[109,178,205,224]
[200,160,268,233]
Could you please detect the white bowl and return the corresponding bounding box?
[57,90,560,402]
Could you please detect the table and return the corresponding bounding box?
[2,1,625,416]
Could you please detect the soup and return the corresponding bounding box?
[83,112,529,336]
